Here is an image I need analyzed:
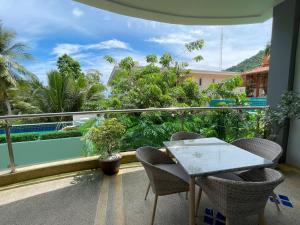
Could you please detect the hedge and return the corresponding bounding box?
[0,130,83,143]
[39,130,82,140]
[0,133,39,144]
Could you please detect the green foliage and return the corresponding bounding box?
[185,39,204,52]
[119,57,136,71]
[83,118,125,159]
[159,52,172,68]
[0,129,84,143]
[0,23,35,115]
[30,56,106,114]
[108,56,205,109]
[78,118,97,134]
[57,54,83,79]
[204,76,247,105]
[146,54,158,64]
[0,133,39,143]
[39,130,82,140]
[264,43,271,57]
[265,91,300,140]
[226,50,264,72]
[103,55,116,64]
[185,39,204,63]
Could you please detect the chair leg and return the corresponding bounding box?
[145,183,151,200]
[258,213,267,225]
[151,195,158,225]
[271,192,280,211]
[196,188,202,216]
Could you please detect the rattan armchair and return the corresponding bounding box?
[136,146,189,225]
[170,131,204,141]
[197,168,284,225]
[231,138,283,163]
[231,138,283,210]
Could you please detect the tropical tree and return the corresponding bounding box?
[103,55,116,64]
[146,54,158,65]
[57,54,83,79]
[185,39,204,62]
[204,75,246,105]
[33,56,106,113]
[0,23,35,115]
[106,55,205,109]
[262,43,271,66]
[159,52,172,68]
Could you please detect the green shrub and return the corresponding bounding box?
[39,130,82,140]
[0,133,39,143]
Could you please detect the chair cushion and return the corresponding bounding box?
[156,164,189,183]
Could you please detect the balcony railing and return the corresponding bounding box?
[0,106,268,173]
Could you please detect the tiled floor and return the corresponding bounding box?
[0,165,299,225]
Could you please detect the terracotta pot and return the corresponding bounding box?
[99,154,122,175]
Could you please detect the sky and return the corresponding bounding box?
[0,0,273,85]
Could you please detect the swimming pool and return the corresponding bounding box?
[0,122,73,135]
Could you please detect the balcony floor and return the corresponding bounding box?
[0,164,299,225]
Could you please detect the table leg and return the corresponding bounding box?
[189,177,196,225]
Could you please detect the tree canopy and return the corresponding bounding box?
[107,53,205,109]
[0,23,36,115]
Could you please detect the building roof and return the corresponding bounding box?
[241,66,269,76]
[76,0,283,25]
[188,69,236,76]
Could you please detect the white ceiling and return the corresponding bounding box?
[76,0,284,25]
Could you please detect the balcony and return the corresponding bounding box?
[0,163,299,225]
[0,106,299,225]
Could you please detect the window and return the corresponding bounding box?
[199,78,202,86]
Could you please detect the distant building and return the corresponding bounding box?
[241,56,269,97]
[186,70,236,90]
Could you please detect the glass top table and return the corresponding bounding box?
[163,137,274,225]
[163,137,273,177]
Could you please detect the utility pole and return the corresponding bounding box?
[219,27,223,71]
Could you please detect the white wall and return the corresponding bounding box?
[286,25,300,167]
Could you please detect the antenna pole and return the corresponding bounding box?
[220,27,223,71]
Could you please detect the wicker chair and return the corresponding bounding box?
[197,168,284,225]
[136,146,189,225]
[231,138,283,210]
[231,138,283,163]
[170,131,204,141]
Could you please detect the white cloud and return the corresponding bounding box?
[52,44,82,56]
[147,34,195,45]
[72,8,83,17]
[52,39,131,57]
[87,39,131,50]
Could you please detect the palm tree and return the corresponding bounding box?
[262,43,271,66]
[0,23,35,115]
[34,69,106,113]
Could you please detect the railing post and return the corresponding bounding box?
[256,110,261,137]
[180,112,185,131]
[4,121,16,173]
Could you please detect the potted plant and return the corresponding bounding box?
[84,118,125,175]
[264,91,300,140]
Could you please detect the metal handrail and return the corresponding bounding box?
[0,105,269,173]
[0,106,268,120]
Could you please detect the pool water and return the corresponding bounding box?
[0,122,73,135]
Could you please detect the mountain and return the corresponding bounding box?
[226,50,264,72]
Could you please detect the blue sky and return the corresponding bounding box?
[0,0,273,84]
